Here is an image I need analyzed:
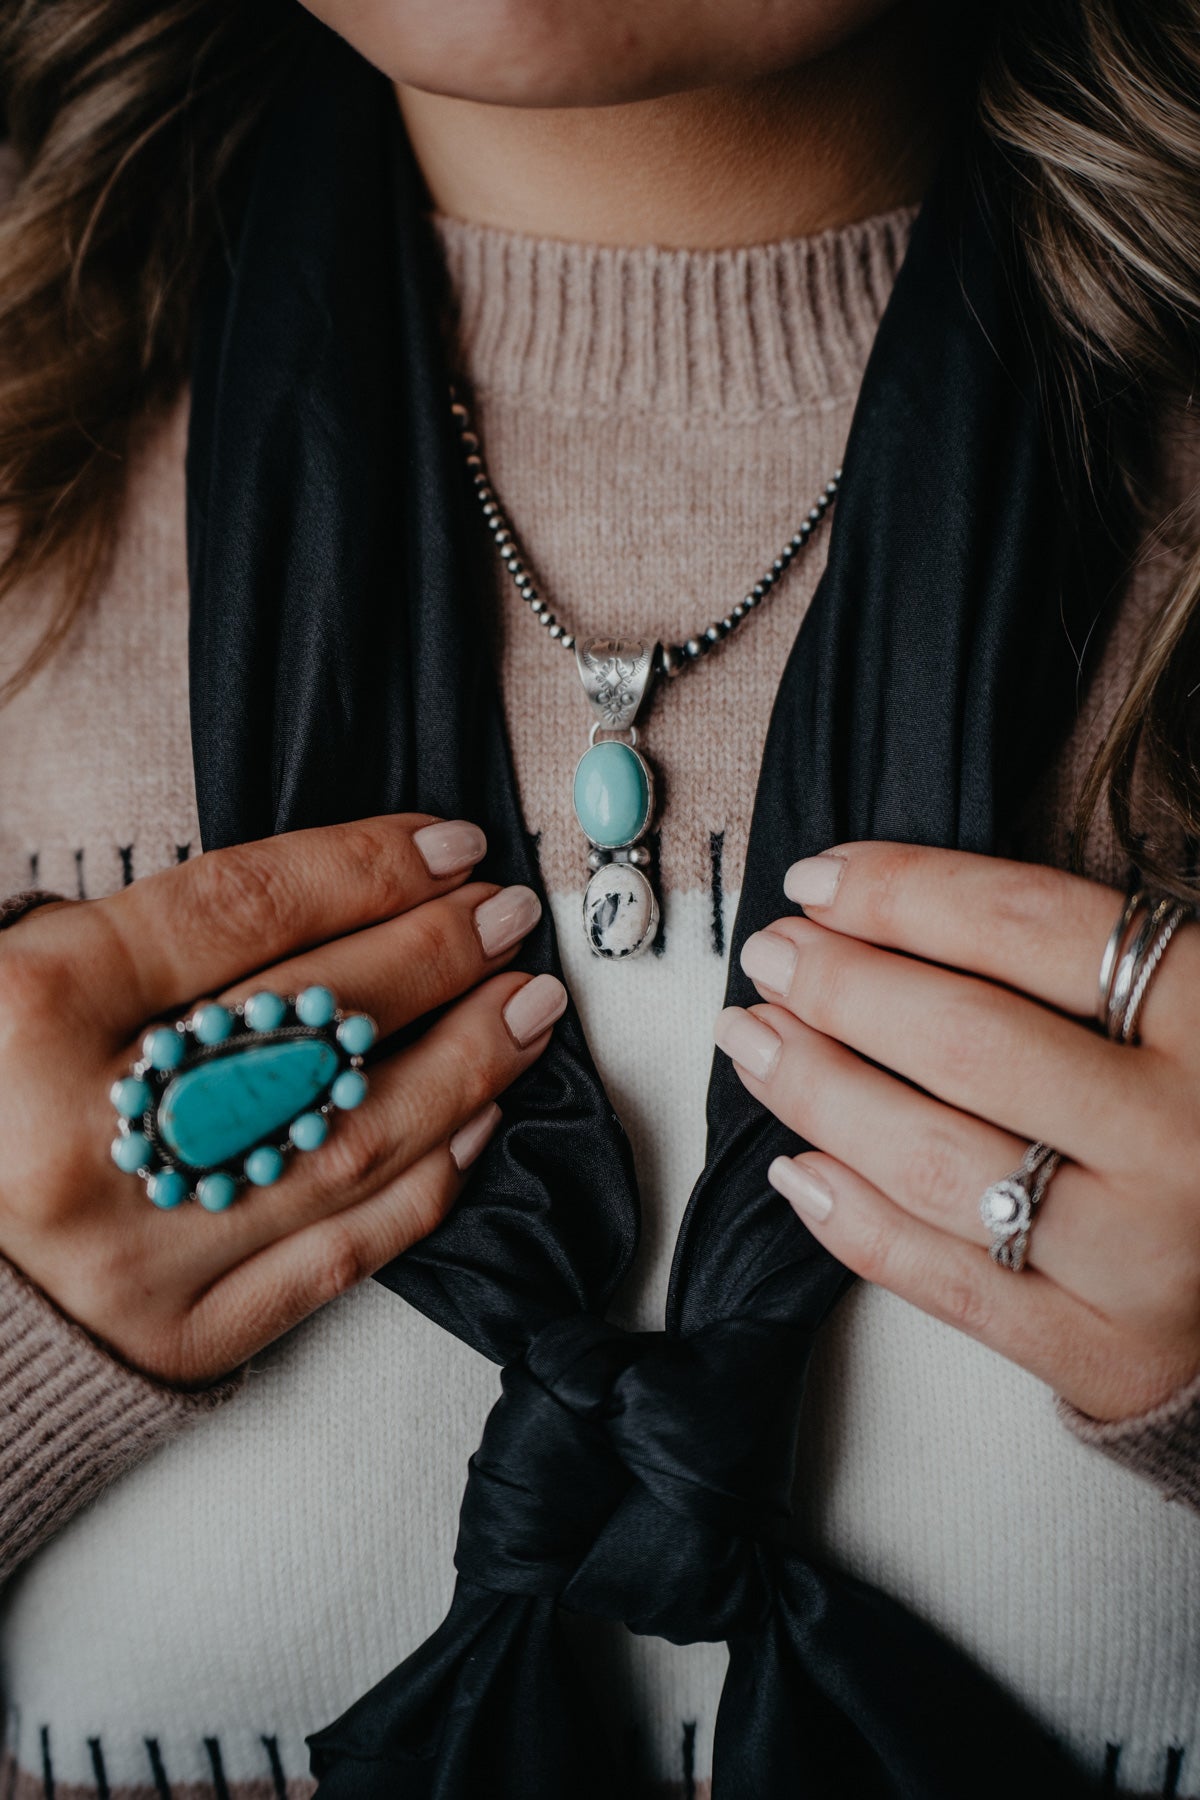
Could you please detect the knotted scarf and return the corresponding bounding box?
[186,18,1118,1797]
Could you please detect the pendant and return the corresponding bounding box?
[572,638,660,959]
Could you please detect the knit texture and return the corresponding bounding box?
[0,1256,244,1590]
[0,193,1197,1796]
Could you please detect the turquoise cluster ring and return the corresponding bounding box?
[109,986,377,1211]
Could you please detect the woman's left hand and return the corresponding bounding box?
[713,843,1200,1423]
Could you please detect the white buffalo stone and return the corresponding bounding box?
[582,862,658,958]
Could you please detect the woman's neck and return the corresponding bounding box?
[396,2,947,250]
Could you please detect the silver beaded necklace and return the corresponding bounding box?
[451,387,840,961]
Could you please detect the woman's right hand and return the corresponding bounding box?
[0,814,564,1387]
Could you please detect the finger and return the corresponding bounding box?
[716,999,1149,1307]
[763,1148,1123,1406]
[737,914,1142,1163]
[175,969,565,1270]
[217,879,542,1043]
[187,1127,478,1372]
[780,840,1200,1027]
[82,814,489,1033]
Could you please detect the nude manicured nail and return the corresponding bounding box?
[474,884,542,956]
[449,1101,502,1172]
[713,1006,781,1081]
[740,929,797,995]
[503,973,568,1047]
[768,1155,834,1222]
[414,819,487,877]
[783,853,846,909]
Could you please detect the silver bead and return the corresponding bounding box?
[731,604,746,622]
[450,402,469,423]
[460,430,479,453]
[561,634,575,650]
[541,612,558,629]
[465,453,482,471]
[705,624,722,642]
[587,849,607,870]
[547,621,563,638]
[530,598,547,615]
[722,616,735,632]
[685,637,704,658]
[627,845,651,865]
[809,507,821,522]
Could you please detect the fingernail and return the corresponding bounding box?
[768,1155,834,1222]
[503,972,568,1048]
[475,884,542,956]
[783,853,846,909]
[740,929,797,995]
[449,1100,502,1172]
[713,1006,780,1081]
[414,819,487,877]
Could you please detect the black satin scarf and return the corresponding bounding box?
[187,20,1114,1798]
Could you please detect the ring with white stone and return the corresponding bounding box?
[978,1141,1062,1272]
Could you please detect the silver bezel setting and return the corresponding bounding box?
[112,994,371,1207]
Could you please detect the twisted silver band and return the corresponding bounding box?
[979,1141,1062,1273]
[1097,887,1193,1045]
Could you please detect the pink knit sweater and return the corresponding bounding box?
[1,180,1199,1799]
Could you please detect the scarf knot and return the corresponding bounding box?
[452,1314,813,1642]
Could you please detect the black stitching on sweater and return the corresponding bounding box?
[649,828,665,954]
[176,843,191,863]
[1102,1742,1122,1793]
[681,1719,697,1800]
[144,1737,172,1799]
[1164,1743,1185,1797]
[119,845,135,886]
[87,1737,111,1800]
[262,1734,288,1800]
[74,849,86,900]
[709,831,725,956]
[204,1737,232,1800]
[38,1725,53,1800]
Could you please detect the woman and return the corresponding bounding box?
[1,0,1199,1794]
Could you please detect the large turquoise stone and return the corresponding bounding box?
[158,1038,340,1169]
[572,741,652,849]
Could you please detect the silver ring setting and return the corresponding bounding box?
[1097,886,1193,1045]
[979,1142,1061,1272]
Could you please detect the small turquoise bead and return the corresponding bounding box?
[290,1110,329,1152]
[244,1144,285,1186]
[148,1169,188,1209]
[572,740,652,849]
[244,990,287,1033]
[197,1172,238,1213]
[144,1027,186,1072]
[336,1013,376,1057]
[111,1131,152,1173]
[331,1069,367,1111]
[295,985,337,1028]
[110,1075,153,1120]
[192,1003,234,1045]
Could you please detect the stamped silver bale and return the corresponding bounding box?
[582,861,659,959]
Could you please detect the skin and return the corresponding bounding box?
[719,846,1200,1423]
[0,818,563,1383]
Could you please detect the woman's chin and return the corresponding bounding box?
[294,0,906,110]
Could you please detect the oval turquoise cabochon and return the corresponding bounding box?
[157,1038,340,1169]
[572,740,652,849]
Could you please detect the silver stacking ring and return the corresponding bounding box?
[1097,886,1193,1044]
[979,1141,1062,1273]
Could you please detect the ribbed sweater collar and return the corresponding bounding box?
[430,206,916,418]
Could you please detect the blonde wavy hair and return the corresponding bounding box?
[2,0,1200,887]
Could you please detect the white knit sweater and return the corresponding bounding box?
[0,199,1198,1800]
